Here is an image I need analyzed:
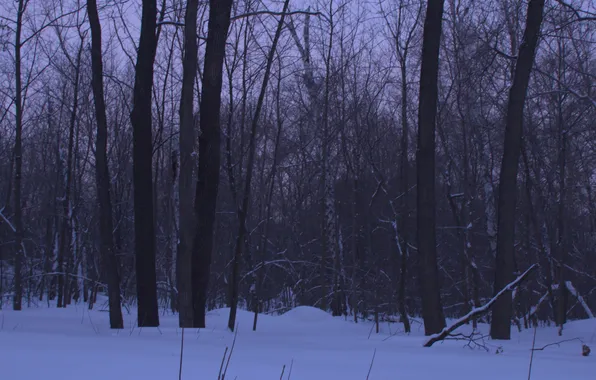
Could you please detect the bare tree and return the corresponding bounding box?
[130,0,160,327]
[380,0,422,334]
[11,0,26,312]
[417,0,446,335]
[87,0,124,329]
[192,0,234,328]
[228,0,291,332]
[177,0,200,328]
[491,0,546,340]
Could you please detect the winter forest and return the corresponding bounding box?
[2,0,596,368]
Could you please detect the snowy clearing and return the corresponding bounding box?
[1,303,594,379]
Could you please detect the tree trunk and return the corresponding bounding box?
[12,0,25,312]
[555,42,568,332]
[398,55,411,334]
[228,0,290,331]
[130,0,160,327]
[57,34,83,309]
[177,0,199,329]
[416,0,446,336]
[192,0,234,328]
[322,3,339,317]
[87,0,124,329]
[253,64,285,331]
[490,0,545,340]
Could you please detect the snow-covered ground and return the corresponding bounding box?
[1,301,594,379]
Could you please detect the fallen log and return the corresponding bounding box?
[424,264,538,347]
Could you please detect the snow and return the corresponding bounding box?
[281,305,333,322]
[0,301,595,379]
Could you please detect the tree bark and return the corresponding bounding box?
[192,0,234,328]
[177,0,199,329]
[491,0,545,340]
[87,0,124,329]
[130,0,160,327]
[416,0,446,336]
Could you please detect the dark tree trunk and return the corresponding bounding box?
[491,0,545,340]
[130,0,160,327]
[416,0,446,336]
[12,0,24,312]
[192,0,234,328]
[87,0,124,329]
[177,0,199,329]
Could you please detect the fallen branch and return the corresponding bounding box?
[525,289,550,323]
[444,332,490,351]
[424,264,538,347]
[565,281,595,319]
[532,337,584,351]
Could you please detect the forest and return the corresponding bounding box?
[0,0,595,343]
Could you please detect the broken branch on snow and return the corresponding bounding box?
[424,263,538,347]
[532,337,584,351]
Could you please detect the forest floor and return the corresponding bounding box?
[1,300,594,379]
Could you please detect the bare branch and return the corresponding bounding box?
[20,4,86,47]
[231,10,325,22]
[0,207,16,232]
[157,20,185,27]
[532,337,584,351]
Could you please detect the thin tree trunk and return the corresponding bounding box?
[322,2,339,317]
[57,35,83,309]
[350,176,359,322]
[87,0,123,329]
[521,144,556,322]
[253,65,285,331]
[416,0,446,336]
[555,43,568,332]
[228,0,291,331]
[398,55,411,334]
[490,0,545,340]
[12,0,25,312]
[192,0,234,328]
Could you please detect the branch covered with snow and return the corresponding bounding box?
[424,264,538,347]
